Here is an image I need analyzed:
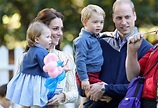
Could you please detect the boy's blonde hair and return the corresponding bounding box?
[81,4,105,23]
[26,21,49,47]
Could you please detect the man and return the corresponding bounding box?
[84,0,153,107]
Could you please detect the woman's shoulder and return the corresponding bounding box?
[57,50,73,58]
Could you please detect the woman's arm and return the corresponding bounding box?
[47,52,78,106]
[61,53,78,103]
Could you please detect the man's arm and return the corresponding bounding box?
[87,82,128,101]
[126,33,143,81]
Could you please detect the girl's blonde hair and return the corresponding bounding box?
[81,4,105,23]
[26,21,49,47]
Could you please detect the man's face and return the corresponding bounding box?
[113,3,136,38]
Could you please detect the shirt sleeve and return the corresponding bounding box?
[14,53,26,74]
[74,38,89,81]
[36,49,48,70]
[60,53,78,103]
[104,84,128,99]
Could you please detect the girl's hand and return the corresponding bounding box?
[62,59,71,72]
[62,66,71,72]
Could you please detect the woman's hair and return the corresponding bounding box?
[81,4,105,23]
[34,8,64,26]
[34,8,64,50]
[26,21,49,47]
[0,84,7,97]
[24,8,64,52]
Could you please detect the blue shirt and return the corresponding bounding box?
[20,44,49,78]
[73,28,103,81]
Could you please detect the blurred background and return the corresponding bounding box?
[1,0,158,50]
[0,0,158,107]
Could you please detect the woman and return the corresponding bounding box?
[12,8,78,108]
[34,8,78,108]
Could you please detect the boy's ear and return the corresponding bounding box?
[35,37,39,43]
[82,20,86,26]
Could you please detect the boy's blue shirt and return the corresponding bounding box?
[73,28,103,81]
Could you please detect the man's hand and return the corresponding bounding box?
[86,82,106,101]
[127,33,144,54]
[100,96,112,103]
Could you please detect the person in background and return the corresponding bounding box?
[0,84,12,108]
[84,0,153,108]
[126,32,158,108]
[34,8,78,107]
[6,21,52,108]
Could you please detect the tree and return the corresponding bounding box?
[0,0,158,49]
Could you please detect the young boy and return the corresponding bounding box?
[73,4,107,107]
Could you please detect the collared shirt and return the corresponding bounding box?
[73,28,104,81]
[114,27,138,49]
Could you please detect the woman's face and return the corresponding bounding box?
[48,18,63,47]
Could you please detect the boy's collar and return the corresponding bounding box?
[81,28,100,38]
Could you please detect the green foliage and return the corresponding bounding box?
[0,0,158,49]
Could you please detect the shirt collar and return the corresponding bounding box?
[80,28,100,38]
[113,27,139,41]
[34,44,48,51]
[113,27,139,48]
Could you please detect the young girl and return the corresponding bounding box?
[6,21,52,108]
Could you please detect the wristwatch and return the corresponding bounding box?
[101,84,106,94]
